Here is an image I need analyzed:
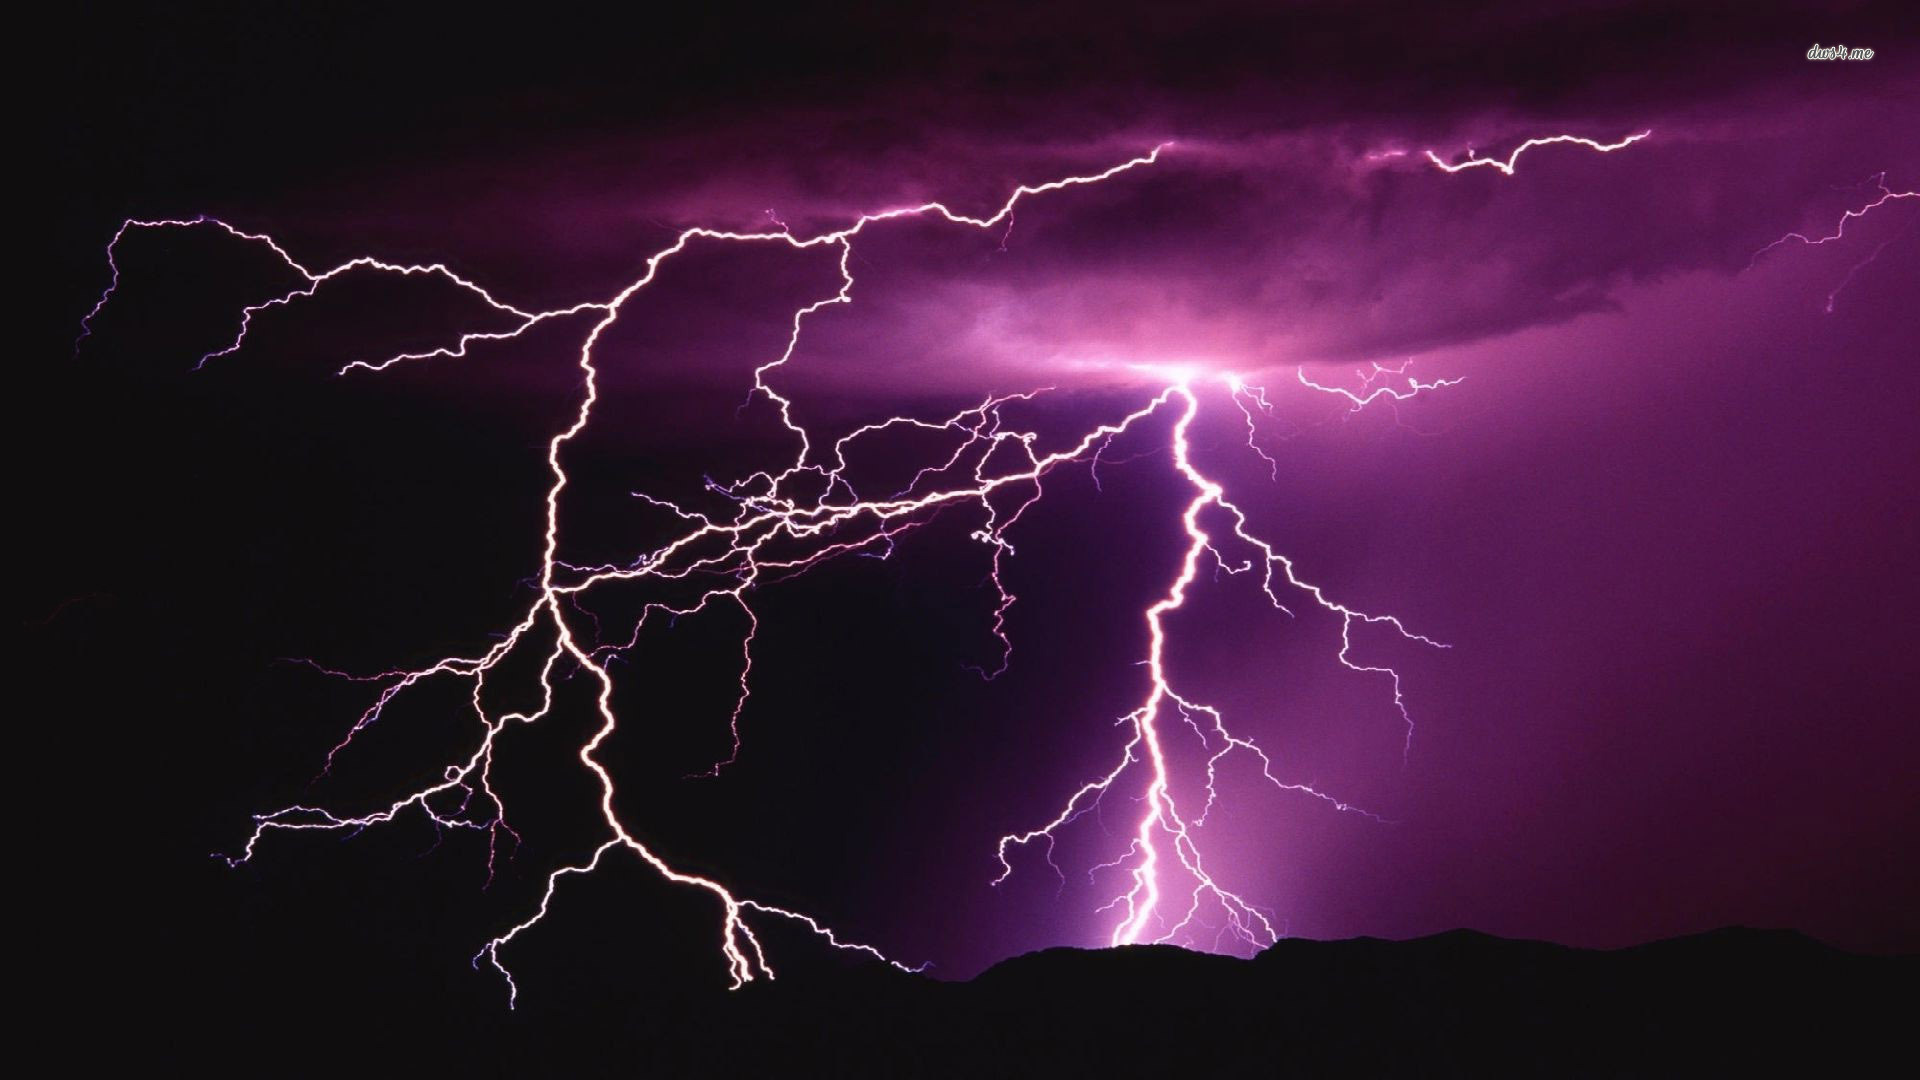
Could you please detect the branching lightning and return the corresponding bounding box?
[993,379,1446,954]
[1749,172,1919,312]
[84,141,1465,1002]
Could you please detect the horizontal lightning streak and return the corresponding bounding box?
[1424,130,1651,175]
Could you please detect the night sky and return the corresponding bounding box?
[34,0,1918,1034]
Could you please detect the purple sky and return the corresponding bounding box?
[63,3,1918,985]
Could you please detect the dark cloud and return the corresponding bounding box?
[61,4,1916,399]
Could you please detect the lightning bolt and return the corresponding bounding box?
[81,140,1461,1001]
[1424,130,1651,175]
[995,378,1449,953]
[1748,172,1919,312]
[1424,130,1913,312]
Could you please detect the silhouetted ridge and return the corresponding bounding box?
[211,929,1913,1077]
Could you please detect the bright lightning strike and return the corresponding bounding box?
[1424,130,1651,175]
[1297,361,1466,412]
[82,141,1459,1002]
[993,380,1446,954]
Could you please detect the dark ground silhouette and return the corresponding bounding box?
[194,927,1910,1076]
